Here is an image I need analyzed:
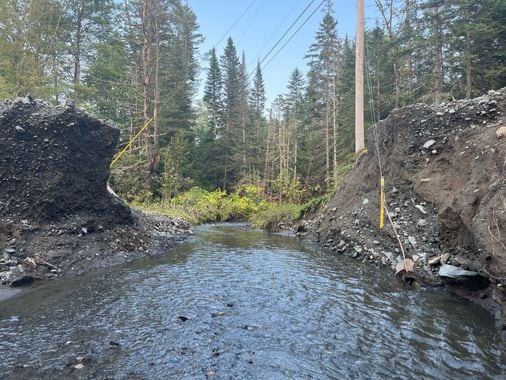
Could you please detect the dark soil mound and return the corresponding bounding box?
[0,97,192,289]
[0,96,132,225]
[303,89,505,328]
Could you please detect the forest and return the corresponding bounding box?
[0,0,504,219]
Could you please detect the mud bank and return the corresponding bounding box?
[0,97,192,290]
[299,89,506,333]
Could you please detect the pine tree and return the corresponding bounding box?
[238,52,250,176]
[67,0,115,101]
[285,68,305,181]
[305,3,340,189]
[337,36,355,156]
[203,48,223,137]
[248,62,267,181]
[447,0,506,98]
[219,37,241,189]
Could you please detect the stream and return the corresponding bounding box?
[0,224,504,379]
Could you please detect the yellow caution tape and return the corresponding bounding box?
[110,117,154,168]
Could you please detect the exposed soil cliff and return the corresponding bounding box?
[0,97,192,288]
[301,89,506,330]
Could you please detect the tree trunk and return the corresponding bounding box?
[404,0,413,95]
[293,119,298,181]
[325,100,330,187]
[465,30,472,99]
[394,62,400,108]
[141,0,153,186]
[263,110,274,199]
[332,75,338,186]
[152,1,161,171]
[432,10,443,103]
[242,103,246,174]
[73,9,82,87]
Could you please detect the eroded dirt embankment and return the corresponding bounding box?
[0,97,192,288]
[301,89,506,330]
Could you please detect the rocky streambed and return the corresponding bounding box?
[298,89,506,334]
[1,224,504,379]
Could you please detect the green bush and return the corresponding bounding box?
[299,193,331,218]
[131,185,268,225]
[249,203,302,231]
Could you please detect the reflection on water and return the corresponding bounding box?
[0,224,504,379]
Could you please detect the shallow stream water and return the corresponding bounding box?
[0,224,504,379]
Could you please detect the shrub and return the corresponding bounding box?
[249,203,302,231]
[299,193,331,218]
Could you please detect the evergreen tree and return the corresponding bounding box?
[304,3,340,190]
[219,37,241,189]
[250,62,266,118]
[203,48,223,136]
[336,36,355,156]
[447,0,506,98]
[285,68,305,181]
[248,62,267,181]
[84,34,132,125]
[238,52,250,176]
[0,0,67,100]
[67,0,115,101]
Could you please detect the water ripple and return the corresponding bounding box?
[0,224,504,379]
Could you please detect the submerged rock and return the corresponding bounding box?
[439,264,490,290]
[9,275,34,287]
[439,264,479,278]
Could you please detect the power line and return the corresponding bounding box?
[254,0,319,76]
[262,0,326,72]
[238,0,265,45]
[247,0,304,69]
[245,0,326,90]
[214,0,257,48]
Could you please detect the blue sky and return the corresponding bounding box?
[187,0,379,105]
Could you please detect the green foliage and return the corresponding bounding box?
[1,0,504,207]
[82,36,132,124]
[249,203,302,231]
[110,150,150,202]
[160,130,194,199]
[133,185,268,225]
[333,159,354,190]
[269,172,304,204]
[132,182,336,232]
[298,194,331,219]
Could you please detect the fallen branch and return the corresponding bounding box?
[383,203,409,272]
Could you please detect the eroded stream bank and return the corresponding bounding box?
[1,224,504,379]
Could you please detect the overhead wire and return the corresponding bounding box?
[238,0,265,45]
[253,0,319,75]
[113,0,325,159]
[214,0,257,48]
[244,0,325,90]
[247,0,304,69]
[262,0,326,72]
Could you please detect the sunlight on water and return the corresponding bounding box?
[0,224,504,379]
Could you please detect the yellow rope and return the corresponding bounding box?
[110,117,153,168]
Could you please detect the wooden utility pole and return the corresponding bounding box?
[355,0,365,155]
